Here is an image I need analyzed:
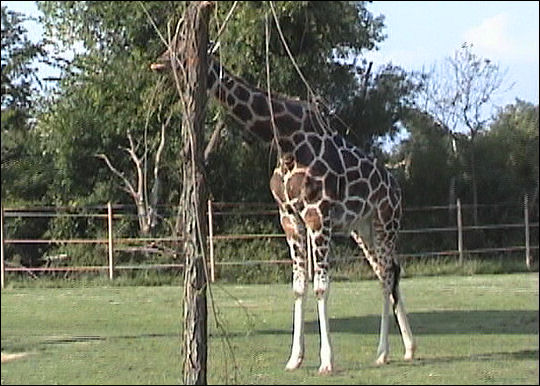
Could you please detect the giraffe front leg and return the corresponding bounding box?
[280,211,307,371]
[285,259,307,371]
[310,228,333,375]
[315,269,332,374]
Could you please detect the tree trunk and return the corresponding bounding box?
[173,2,212,384]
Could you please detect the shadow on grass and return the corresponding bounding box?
[36,310,537,346]
[342,348,540,371]
[258,309,539,336]
[411,349,539,365]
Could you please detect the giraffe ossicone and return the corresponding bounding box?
[151,40,415,374]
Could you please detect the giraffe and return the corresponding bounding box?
[151,43,416,375]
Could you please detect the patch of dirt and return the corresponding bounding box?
[1,352,30,363]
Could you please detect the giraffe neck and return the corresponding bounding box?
[207,58,315,143]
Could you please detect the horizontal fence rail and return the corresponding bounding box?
[1,196,538,287]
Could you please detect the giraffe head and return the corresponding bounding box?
[150,36,184,72]
[150,34,320,144]
[150,32,219,73]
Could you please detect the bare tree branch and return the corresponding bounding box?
[123,132,144,205]
[204,120,225,163]
[154,112,170,181]
[418,43,508,225]
[95,153,137,198]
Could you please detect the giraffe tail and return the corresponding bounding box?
[390,262,402,336]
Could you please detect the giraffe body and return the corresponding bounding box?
[152,49,415,374]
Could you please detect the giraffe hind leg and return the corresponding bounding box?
[351,226,415,363]
[391,277,416,361]
[306,224,333,374]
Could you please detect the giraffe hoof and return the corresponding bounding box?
[404,345,416,361]
[318,363,333,375]
[285,357,303,371]
[375,355,389,366]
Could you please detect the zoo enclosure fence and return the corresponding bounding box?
[1,197,538,288]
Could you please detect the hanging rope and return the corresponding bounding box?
[268,1,354,137]
[265,11,283,156]
[267,2,334,136]
[210,1,239,54]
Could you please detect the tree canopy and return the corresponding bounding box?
[1,1,537,267]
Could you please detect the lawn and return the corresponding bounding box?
[1,273,538,384]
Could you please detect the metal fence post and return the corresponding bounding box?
[1,204,5,289]
[107,202,114,280]
[524,194,531,269]
[457,198,463,265]
[207,199,215,283]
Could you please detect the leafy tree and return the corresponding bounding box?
[1,5,52,205]
[1,6,44,116]
[1,5,53,265]
[36,1,183,228]
[480,100,539,207]
[34,1,414,209]
[396,110,455,207]
[203,1,418,201]
[212,1,415,146]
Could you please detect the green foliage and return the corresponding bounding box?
[211,1,414,147]
[1,5,44,111]
[1,5,52,205]
[38,1,183,56]
[479,100,539,202]
[36,54,182,206]
[396,110,455,206]
[206,140,277,202]
[1,127,54,204]
[28,1,185,212]
[395,100,539,209]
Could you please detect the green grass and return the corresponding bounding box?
[3,254,535,288]
[1,273,538,384]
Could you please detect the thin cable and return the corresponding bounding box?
[139,1,169,47]
[268,1,314,98]
[210,1,239,54]
[268,2,333,135]
[265,11,282,156]
[268,1,353,137]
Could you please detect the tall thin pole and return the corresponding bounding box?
[457,198,463,266]
[524,194,531,269]
[1,204,5,289]
[107,202,114,280]
[208,199,215,283]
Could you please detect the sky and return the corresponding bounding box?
[4,1,539,114]
[364,1,539,108]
